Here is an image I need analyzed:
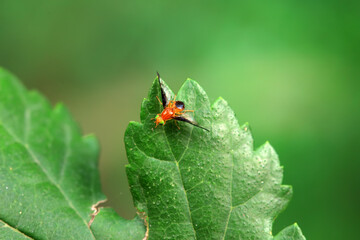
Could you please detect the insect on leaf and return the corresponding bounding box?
[125,75,306,239]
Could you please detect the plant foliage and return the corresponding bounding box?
[125,76,305,239]
[0,68,305,239]
[0,68,144,240]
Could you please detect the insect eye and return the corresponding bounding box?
[175,101,185,110]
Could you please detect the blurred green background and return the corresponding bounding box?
[1,1,359,239]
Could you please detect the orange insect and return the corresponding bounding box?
[152,73,209,131]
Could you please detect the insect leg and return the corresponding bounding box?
[183,109,195,116]
[175,110,194,116]
[156,96,162,106]
[174,120,180,130]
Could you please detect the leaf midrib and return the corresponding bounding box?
[142,86,198,238]
[0,219,34,239]
[7,82,95,238]
[1,123,94,238]
[163,126,198,239]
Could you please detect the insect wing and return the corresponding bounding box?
[157,72,173,108]
[173,115,209,132]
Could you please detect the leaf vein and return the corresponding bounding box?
[163,124,198,239]
[0,123,95,239]
[0,219,34,239]
[59,124,72,183]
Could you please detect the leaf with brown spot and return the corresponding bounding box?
[0,68,145,240]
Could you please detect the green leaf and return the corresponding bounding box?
[0,68,145,240]
[0,220,31,239]
[125,76,306,239]
[275,223,305,240]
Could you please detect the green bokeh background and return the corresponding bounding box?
[1,1,359,239]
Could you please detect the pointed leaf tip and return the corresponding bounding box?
[275,223,306,240]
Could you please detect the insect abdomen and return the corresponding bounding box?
[161,108,175,120]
